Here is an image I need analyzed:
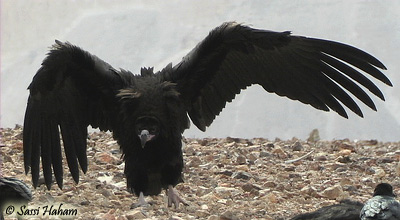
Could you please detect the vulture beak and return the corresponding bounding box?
[139,130,155,148]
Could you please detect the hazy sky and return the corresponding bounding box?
[2,0,400,141]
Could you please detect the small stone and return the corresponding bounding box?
[289,173,301,180]
[338,149,352,156]
[284,165,295,171]
[338,143,356,152]
[201,204,209,210]
[220,210,240,220]
[292,142,303,151]
[322,185,344,200]
[236,164,249,171]
[215,187,240,197]
[236,155,246,164]
[241,183,255,192]
[80,200,90,205]
[396,162,400,176]
[337,156,352,163]
[300,185,318,197]
[247,153,258,162]
[3,154,13,163]
[307,129,320,142]
[126,210,146,220]
[169,216,185,220]
[365,167,376,174]
[259,151,271,157]
[99,213,115,220]
[106,140,117,146]
[195,210,209,218]
[378,157,395,163]
[266,192,279,203]
[272,147,287,158]
[264,181,276,188]
[265,143,275,148]
[187,156,202,167]
[196,186,212,196]
[232,171,252,180]
[375,168,386,178]
[95,152,120,165]
[102,209,116,220]
[184,145,197,155]
[207,215,219,220]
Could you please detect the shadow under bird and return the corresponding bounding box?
[360,183,400,220]
[23,22,392,207]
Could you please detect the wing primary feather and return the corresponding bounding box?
[51,122,63,189]
[319,61,377,111]
[322,74,364,117]
[74,124,88,174]
[23,99,34,174]
[307,39,392,86]
[308,38,387,70]
[41,117,53,190]
[320,53,385,101]
[59,120,80,184]
[30,109,41,188]
[284,47,370,114]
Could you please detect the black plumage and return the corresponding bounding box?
[289,199,364,220]
[360,183,400,220]
[23,22,391,206]
[0,177,33,220]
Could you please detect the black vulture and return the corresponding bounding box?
[289,199,364,220]
[0,153,33,219]
[360,183,400,220]
[23,22,392,207]
[0,177,33,220]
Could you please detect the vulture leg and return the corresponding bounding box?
[166,185,188,208]
[131,192,150,209]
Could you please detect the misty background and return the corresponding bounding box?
[1,0,400,141]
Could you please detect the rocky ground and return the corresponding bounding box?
[1,126,400,220]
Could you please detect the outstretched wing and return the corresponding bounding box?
[166,22,391,131]
[23,41,133,189]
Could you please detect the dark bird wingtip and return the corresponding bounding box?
[24,166,30,175]
[46,183,52,190]
[72,175,80,184]
[57,181,63,189]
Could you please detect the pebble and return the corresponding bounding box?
[169,216,185,220]
[220,210,240,220]
[292,142,303,151]
[374,168,386,178]
[322,185,344,200]
[207,215,219,220]
[215,186,240,196]
[187,156,202,167]
[397,162,400,175]
[125,210,146,220]
[2,127,400,220]
[232,171,252,180]
[236,155,247,164]
[195,210,209,217]
[271,147,287,158]
[300,185,318,197]
[95,151,120,165]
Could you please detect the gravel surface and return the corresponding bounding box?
[1,126,399,219]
